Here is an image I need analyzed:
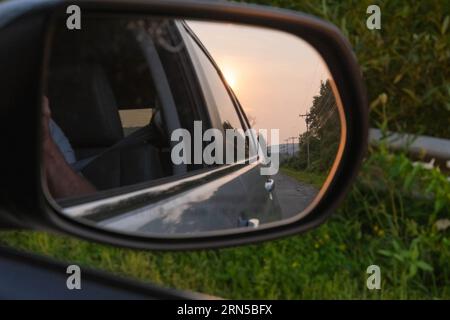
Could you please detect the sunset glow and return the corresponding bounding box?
[222,67,237,90]
[187,20,331,145]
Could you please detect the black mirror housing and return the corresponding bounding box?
[0,0,368,250]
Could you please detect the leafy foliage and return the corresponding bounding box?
[1,146,449,299]
[287,80,340,172]
[0,0,448,299]
[239,0,450,138]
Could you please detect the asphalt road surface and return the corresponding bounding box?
[273,172,319,219]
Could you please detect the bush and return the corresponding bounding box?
[240,0,450,138]
[0,0,448,299]
[1,147,448,299]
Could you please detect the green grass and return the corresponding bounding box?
[0,0,449,299]
[280,167,326,188]
[1,146,449,299]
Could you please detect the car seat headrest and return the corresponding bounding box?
[48,64,124,148]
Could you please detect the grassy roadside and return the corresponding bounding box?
[280,167,326,189]
[1,147,448,299]
[0,0,448,299]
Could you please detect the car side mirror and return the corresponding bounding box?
[0,0,367,250]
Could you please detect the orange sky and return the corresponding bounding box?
[187,20,331,145]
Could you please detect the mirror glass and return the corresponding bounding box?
[42,14,343,236]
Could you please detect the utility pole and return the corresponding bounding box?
[285,137,297,157]
[299,113,310,169]
[284,139,290,156]
[289,137,297,156]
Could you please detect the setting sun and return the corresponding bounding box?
[222,67,237,90]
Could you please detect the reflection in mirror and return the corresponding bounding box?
[43,14,343,237]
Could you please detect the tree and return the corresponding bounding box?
[297,80,340,172]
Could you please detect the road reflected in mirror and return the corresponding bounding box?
[43,15,343,236]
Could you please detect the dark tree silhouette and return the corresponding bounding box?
[295,80,341,172]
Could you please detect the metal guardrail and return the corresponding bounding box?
[369,128,450,163]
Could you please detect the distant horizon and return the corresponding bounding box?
[187,20,331,145]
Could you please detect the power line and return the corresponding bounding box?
[299,112,310,169]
